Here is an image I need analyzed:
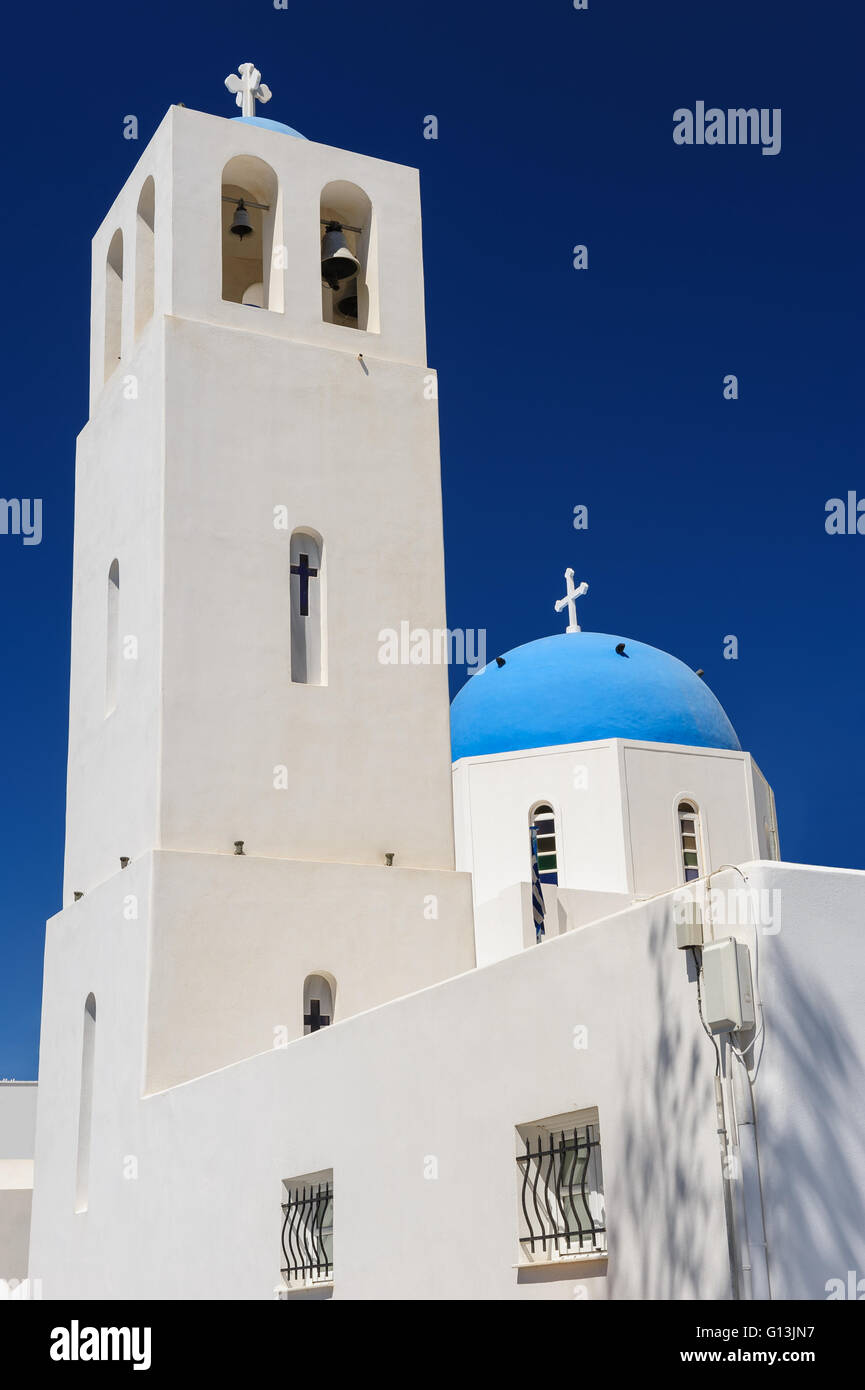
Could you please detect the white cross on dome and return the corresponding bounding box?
[554,569,588,633]
[225,63,272,119]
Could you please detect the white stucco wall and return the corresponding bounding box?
[88,114,173,414]
[142,850,475,1091]
[471,880,633,963]
[622,743,760,897]
[63,325,165,901]
[29,862,865,1302]
[159,316,454,870]
[454,741,628,901]
[454,739,774,963]
[750,759,780,861]
[717,863,865,1299]
[0,1082,37,1282]
[31,871,735,1300]
[37,849,475,1101]
[67,106,456,897]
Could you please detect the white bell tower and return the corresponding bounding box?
[50,70,474,1092]
[66,73,457,895]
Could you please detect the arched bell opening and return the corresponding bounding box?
[319,181,377,333]
[221,155,283,312]
[134,177,155,339]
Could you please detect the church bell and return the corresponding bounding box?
[230,199,253,239]
[336,294,358,320]
[321,221,360,290]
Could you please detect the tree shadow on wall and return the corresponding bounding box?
[750,925,865,1300]
[609,904,729,1300]
[609,890,865,1300]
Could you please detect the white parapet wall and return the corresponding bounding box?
[29,859,865,1300]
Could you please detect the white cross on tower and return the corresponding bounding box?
[225,62,272,119]
[554,569,589,634]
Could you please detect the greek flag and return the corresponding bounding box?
[530,825,546,943]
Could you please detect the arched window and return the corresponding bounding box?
[290,529,325,686]
[320,181,378,332]
[104,229,123,381]
[134,177,155,338]
[303,975,334,1035]
[221,155,283,312]
[75,993,96,1213]
[106,559,120,717]
[529,803,558,886]
[678,801,703,882]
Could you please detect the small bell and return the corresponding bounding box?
[230,199,253,239]
[321,220,360,290]
[336,293,358,319]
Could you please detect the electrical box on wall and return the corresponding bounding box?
[701,938,756,1033]
[676,900,703,950]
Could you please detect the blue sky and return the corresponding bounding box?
[1,0,863,1077]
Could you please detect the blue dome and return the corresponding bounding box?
[232,115,307,139]
[450,633,740,761]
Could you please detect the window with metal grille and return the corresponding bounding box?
[279,1170,333,1292]
[517,1110,606,1262]
[529,802,558,886]
[678,801,702,883]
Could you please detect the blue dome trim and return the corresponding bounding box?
[450,633,741,761]
[232,115,307,139]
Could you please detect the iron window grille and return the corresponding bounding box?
[517,1119,606,1260]
[280,1175,333,1290]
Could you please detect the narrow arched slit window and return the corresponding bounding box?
[530,803,558,886]
[320,181,378,332]
[134,177,155,338]
[303,975,334,1035]
[104,229,123,381]
[106,559,120,717]
[290,529,325,685]
[678,801,702,883]
[75,993,96,1213]
[221,155,282,311]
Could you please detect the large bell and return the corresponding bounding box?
[230,199,253,239]
[321,220,360,290]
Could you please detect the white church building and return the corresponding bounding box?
[2,66,864,1302]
